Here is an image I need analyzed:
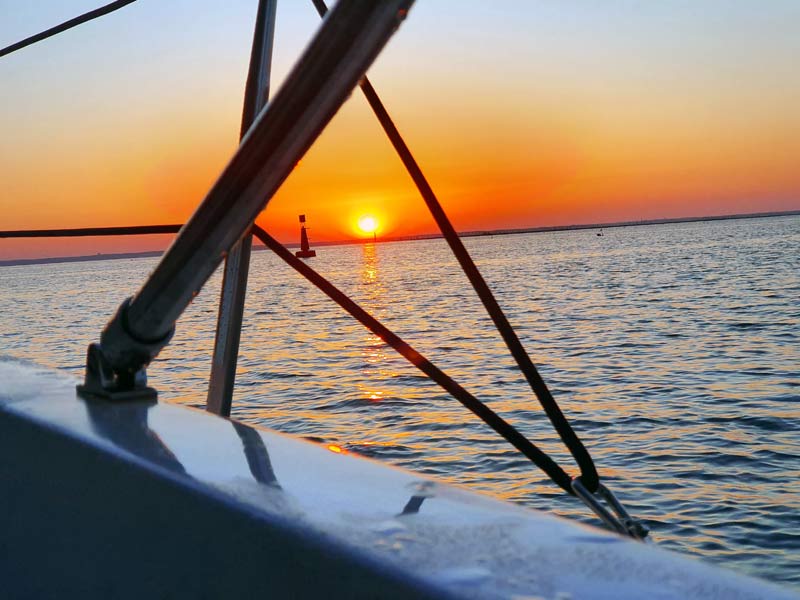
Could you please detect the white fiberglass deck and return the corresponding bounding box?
[0,358,795,599]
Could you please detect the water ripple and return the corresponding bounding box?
[1,216,798,588]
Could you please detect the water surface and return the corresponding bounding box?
[1,215,798,588]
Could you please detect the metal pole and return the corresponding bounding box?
[78,0,414,400]
[207,0,278,417]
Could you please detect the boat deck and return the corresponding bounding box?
[1,358,795,599]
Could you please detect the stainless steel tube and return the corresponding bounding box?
[207,0,278,417]
[104,0,412,358]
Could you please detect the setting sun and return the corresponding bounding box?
[357,215,378,234]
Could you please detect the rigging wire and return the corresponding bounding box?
[0,0,137,59]
[0,223,575,493]
[311,0,600,492]
[0,221,652,539]
[250,226,575,493]
[0,225,180,239]
[0,0,623,514]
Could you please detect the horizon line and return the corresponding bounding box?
[1,208,798,268]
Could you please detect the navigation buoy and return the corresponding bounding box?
[295,214,317,258]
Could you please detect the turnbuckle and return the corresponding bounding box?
[571,476,650,541]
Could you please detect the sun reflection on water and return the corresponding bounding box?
[358,243,390,402]
[3,218,799,587]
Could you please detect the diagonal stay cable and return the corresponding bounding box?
[0,223,572,491]
[2,223,646,532]
[1,1,137,58]
[311,0,599,491]
[251,224,574,494]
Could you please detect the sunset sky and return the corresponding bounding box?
[1,0,798,260]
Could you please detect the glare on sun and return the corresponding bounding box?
[357,215,378,234]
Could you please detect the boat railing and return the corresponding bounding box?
[84,0,413,405]
[1,0,649,540]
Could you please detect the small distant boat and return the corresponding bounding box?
[597,229,604,237]
[295,214,317,258]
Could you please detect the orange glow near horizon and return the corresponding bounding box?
[0,2,798,261]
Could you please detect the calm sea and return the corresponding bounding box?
[1,215,798,588]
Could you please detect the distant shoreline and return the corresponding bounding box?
[2,209,797,267]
